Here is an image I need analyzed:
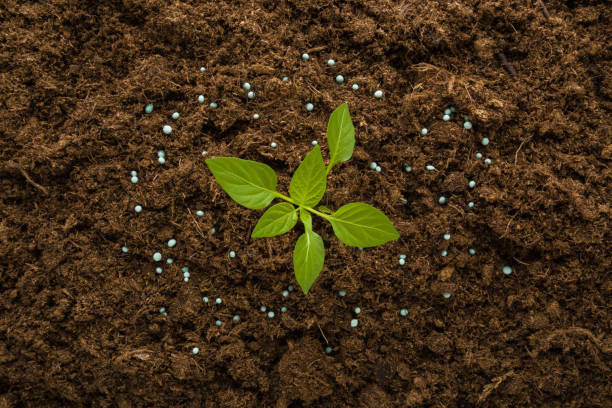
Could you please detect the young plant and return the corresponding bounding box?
[205,103,399,294]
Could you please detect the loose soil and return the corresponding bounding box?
[1,1,611,407]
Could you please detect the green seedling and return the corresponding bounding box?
[205,103,399,294]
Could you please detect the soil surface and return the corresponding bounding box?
[1,0,611,407]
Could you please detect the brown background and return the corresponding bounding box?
[1,0,610,407]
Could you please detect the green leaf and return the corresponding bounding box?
[327,202,399,247]
[251,203,298,238]
[318,205,333,214]
[293,228,325,294]
[205,157,277,209]
[326,103,355,171]
[289,145,327,207]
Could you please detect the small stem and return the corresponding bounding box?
[305,206,330,219]
[272,191,330,220]
[272,191,297,205]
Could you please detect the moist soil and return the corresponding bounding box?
[1,1,611,407]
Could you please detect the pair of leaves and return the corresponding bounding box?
[205,103,398,294]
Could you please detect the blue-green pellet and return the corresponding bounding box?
[260,306,267,312]
[325,346,333,354]
[405,165,412,172]
[335,75,344,84]
[155,267,162,274]
[131,170,137,176]
[210,227,216,234]
[421,128,428,135]
[312,140,318,146]
[469,180,476,188]
[282,290,289,297]
[438,196,447,204]
[352,83,359,90]
[202,296,209,303]
[443,234,451,240]
[442,114,450,121]
[215,320,222,326]
[192,347,199,354]
[399,258,405,265]
[400,308,408,317]
[168,239,176,248]
[282,76,289,81]
[172,112,179,120]
[468,201,474,208]
[468,248,476,255]
[374,90,383,99]
[215,298,222,304]
[338,290,346,297]
[166,258,173,264]
[253,113,260,120]
[484,158,492,164]
[281,306,287,313]
[242,82,251,91]
[375,166,382,172]
[130,176,138,183]
[202,150,207,156]
[350,319,359,327]
[481,137,489,146]
[400,199,408,205]
[358,247,363,251]
[426,165,436,171]
[134,205,142,213]
[288,285,294,292]
[476,152,483,159]
[233,315,240,322]
[121,246,129,255]
[159,307,166,313]
[354,307,361,314]
[503,265,513,275]
[153,252,162,262]
[443,292,451,299]
[144,104,154,114]
[229,251,235,258]
[270,142,277,148]
[183,277,189,283]
[444,108,451,115]
[327,59,335,66]
[464,121,473,130]
[162,125,172,135]
[247,91,255,99]
[182,266,189,273]
[158,157,166,164]
[369,162,377,169]
[157,150,165,158]
[441,250,448,257]
[400,254,407,259]
[200,66,206,72]
[302,53,309,60]
[450,106,456,112]
[196,210,204,217]
[267,311,275,318]
[198,95,205,103]
[306,103,314,111]
[209,102,217,108]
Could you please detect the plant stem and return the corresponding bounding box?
[272,191,330,219]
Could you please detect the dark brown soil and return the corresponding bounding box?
[1,0,611,407]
